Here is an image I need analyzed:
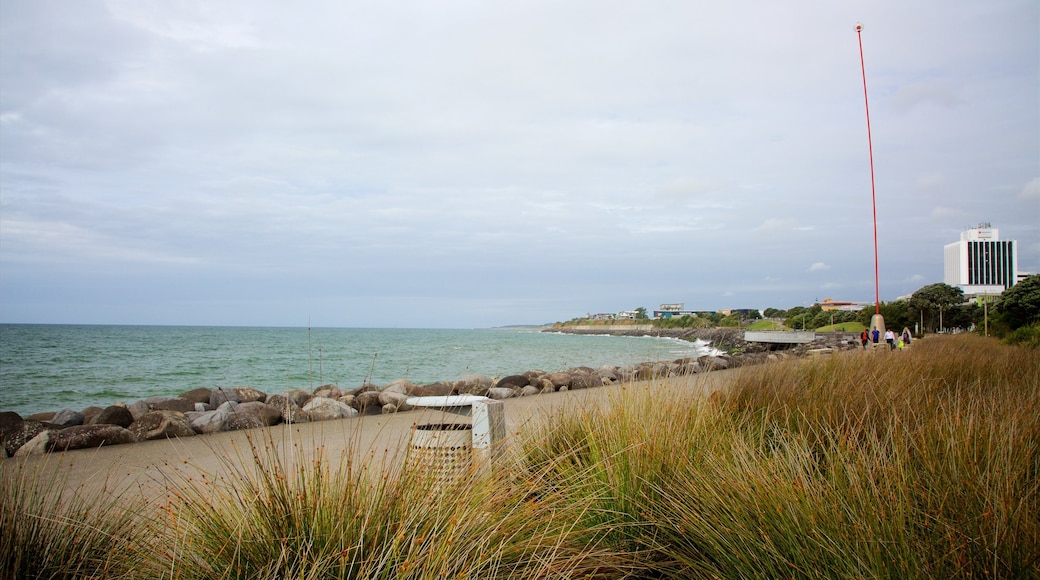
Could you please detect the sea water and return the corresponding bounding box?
[0,325,712,416]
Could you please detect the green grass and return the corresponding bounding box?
[746,319,788,330]
[3,334,1037,578]
[814,321,866,332]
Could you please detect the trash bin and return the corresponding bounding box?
[407,423,473,485]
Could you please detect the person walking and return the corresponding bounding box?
[901,327,912,347]
[860,329,869,349]
[884,329,896,350]
[871,327,880,345]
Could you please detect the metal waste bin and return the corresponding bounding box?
[406,395,506,483]
[407,422,473,485]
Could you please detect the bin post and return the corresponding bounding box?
[471,399,505,467]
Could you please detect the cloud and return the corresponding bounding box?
[0,0,1037,327]
[1020,177,1040,202]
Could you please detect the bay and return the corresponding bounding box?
[0,325,710,417]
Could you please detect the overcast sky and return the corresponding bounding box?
[1,1,1037,328]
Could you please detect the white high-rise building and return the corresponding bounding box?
[944,223,1018,296]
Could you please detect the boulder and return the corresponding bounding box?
[698,356,730,371]
[286,389,313,408]
[233,386,267,403]
[180,388,213,404]
[486,387,515,400]
[496,374,530,389]
[129,410,196,441]
[190,408,229,434]
[454,374,493,396]
[419,382,453,397]
[547,372,573,388]
[519,385,540,397]
[48,425,137,452]
[523,370,547,384]
[3,421,60,456]
[266,394,309,424]
[384,379,423,396]
[28,411,56,422]
[227,402,282,429]
[596,367,619,382]
[377,391,413,411]
[14,430,51,457]
[127,400,151,420]
[569,373,599,390]
[90,406,135,428]
[142,396,197,414]
[303,397,358,421]
[353,391,383,413]
[0,411,23,438]
[81,406,104,425]
[313,385,343,399]
[210,387,241,408]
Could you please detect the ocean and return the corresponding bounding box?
[0,325,712,417]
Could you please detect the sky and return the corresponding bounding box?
[1,1,1038,328]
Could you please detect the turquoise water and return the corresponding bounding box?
[0,325,709,416]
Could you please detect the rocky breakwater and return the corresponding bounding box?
[549,326,863,356]
[0,348,785,458]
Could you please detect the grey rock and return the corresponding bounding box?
[487,387,516,400]
[14,431,51,457]
[419,382,453,397]
[129,410,196,441]
[90,406,134,428]
[303,397,358,421]
[266,394,310,424]
[230,402,282,427]
[81,406,104,424]
[190,409,229,434]
[51,408,85,428]
[496,374,529,389]
[143,396,196,414]
[233,386,267,403]
[313,384,343,399]
[210,387,241,407]
[128,400,151,420]
[49,425,137,451]
[519,385,541,397]
[547,372,572,388]
[377,391,413,411]
[4,421,59,456]
[180,388,213,404]
[454,374,493,396]
[353,391,382,413]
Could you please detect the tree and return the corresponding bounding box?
[634,307,649,320]
[763,307,785,319]
[910,283,965,332]
[996,274,1040,330]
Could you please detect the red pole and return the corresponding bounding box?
[856,23,881,315]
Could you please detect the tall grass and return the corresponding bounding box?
[146,432,620,579]
[0,454,148,579]
[518,335,1039,578]
[3,334,1036,578]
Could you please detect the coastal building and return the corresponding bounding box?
[818,298,870,312]
[944,223,1019,297]
[653,303,716,319]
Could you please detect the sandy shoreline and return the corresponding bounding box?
[3,370,738,502]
